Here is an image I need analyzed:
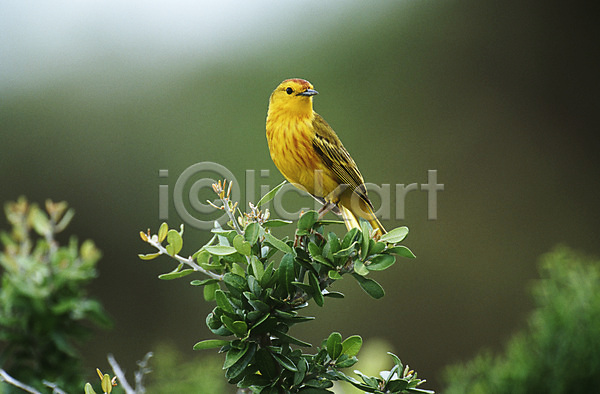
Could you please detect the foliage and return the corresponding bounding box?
[443,246,600,394]
[0,197,111,393]
[139,181,432,393]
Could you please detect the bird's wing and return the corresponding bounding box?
[311,114,374,209]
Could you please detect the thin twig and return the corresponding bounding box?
[134,352,153,393]
[107,354,135,394]
[224,202,244,235]
[43,380,67,394]
[0,369,42,394]
[212,180,244,235]
[146,237,223,280]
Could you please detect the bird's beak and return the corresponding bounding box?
[297,89,319,97]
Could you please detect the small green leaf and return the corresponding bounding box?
[264,232,293,254]
[272,353,298,372]
[360,220,372,260]
[368,241,386,256]
[223,343,249,369]
[292,280,313,293]
[317,219,345,226]
[367,254,396,271]
[248,299,270,313]
[278,253,295,295]
[379,226,409,244]
[273,309,298,319]
[203,282,219,301]
[211,228,237,238]
[262,219,293,228]
[220,315,236,332]
[194,249,210,264]
[308,271,324,307]
[328,270,342,280]
[323,290,345,298]
[206,310,231,336]
[341,335,363,356]
[247,275,262,297]
[166,229,183,255]
[231,320,248,337]
[246,311,262,324]
[138,252,161,260]
[242,289,257,300]
[313,254,335,268]
[157,222,169,242]
[385,379,409,392]
[84,382,97,394]
[233,234,252,255]
[341,228,360,249]
[158,268,194,280]
[333,242,357,259]
[223,273,247,297]
[272,330,312,347]
[249,313,274,335]
[250,255,264,281]
[289,315,316,324]
[294,357,309,386]
[386,245,416,258]
[298,210,319,230]
[101,373,112,394]
[308,241,322,258]
[197,259,224,271]
[193,339,230,350]
[225,343,257,379]
[354,370,379,387]
[353,260,369,276]
[204,245,238,255]
[327,232,341,257]
[231,262,245,277]
[260,261,276,288]
[215,290,235,313]
[387,352,404,374]
[335,355,358,368]
[190,278,219,286]
[327,332,343,359]
[244,222,261,244]
[257,180,287,207]
[352,274,385,299]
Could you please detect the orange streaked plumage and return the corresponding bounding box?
[265,78,385,235]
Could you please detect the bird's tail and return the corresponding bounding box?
[340,204,386,237]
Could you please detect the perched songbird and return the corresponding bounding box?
[266,78,386,235]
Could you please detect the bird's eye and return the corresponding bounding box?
[286,87,293,95]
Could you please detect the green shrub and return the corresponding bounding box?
[444,246,600,394]
[139,180,433,393]
[0,198,111,393]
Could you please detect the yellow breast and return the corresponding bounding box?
[266,112,339,199]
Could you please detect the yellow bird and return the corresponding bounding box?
[266,78,386,235]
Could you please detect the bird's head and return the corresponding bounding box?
[268,78,319,117]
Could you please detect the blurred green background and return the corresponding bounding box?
[1,0,598,391]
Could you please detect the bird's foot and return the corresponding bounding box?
[317,202,336,219]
